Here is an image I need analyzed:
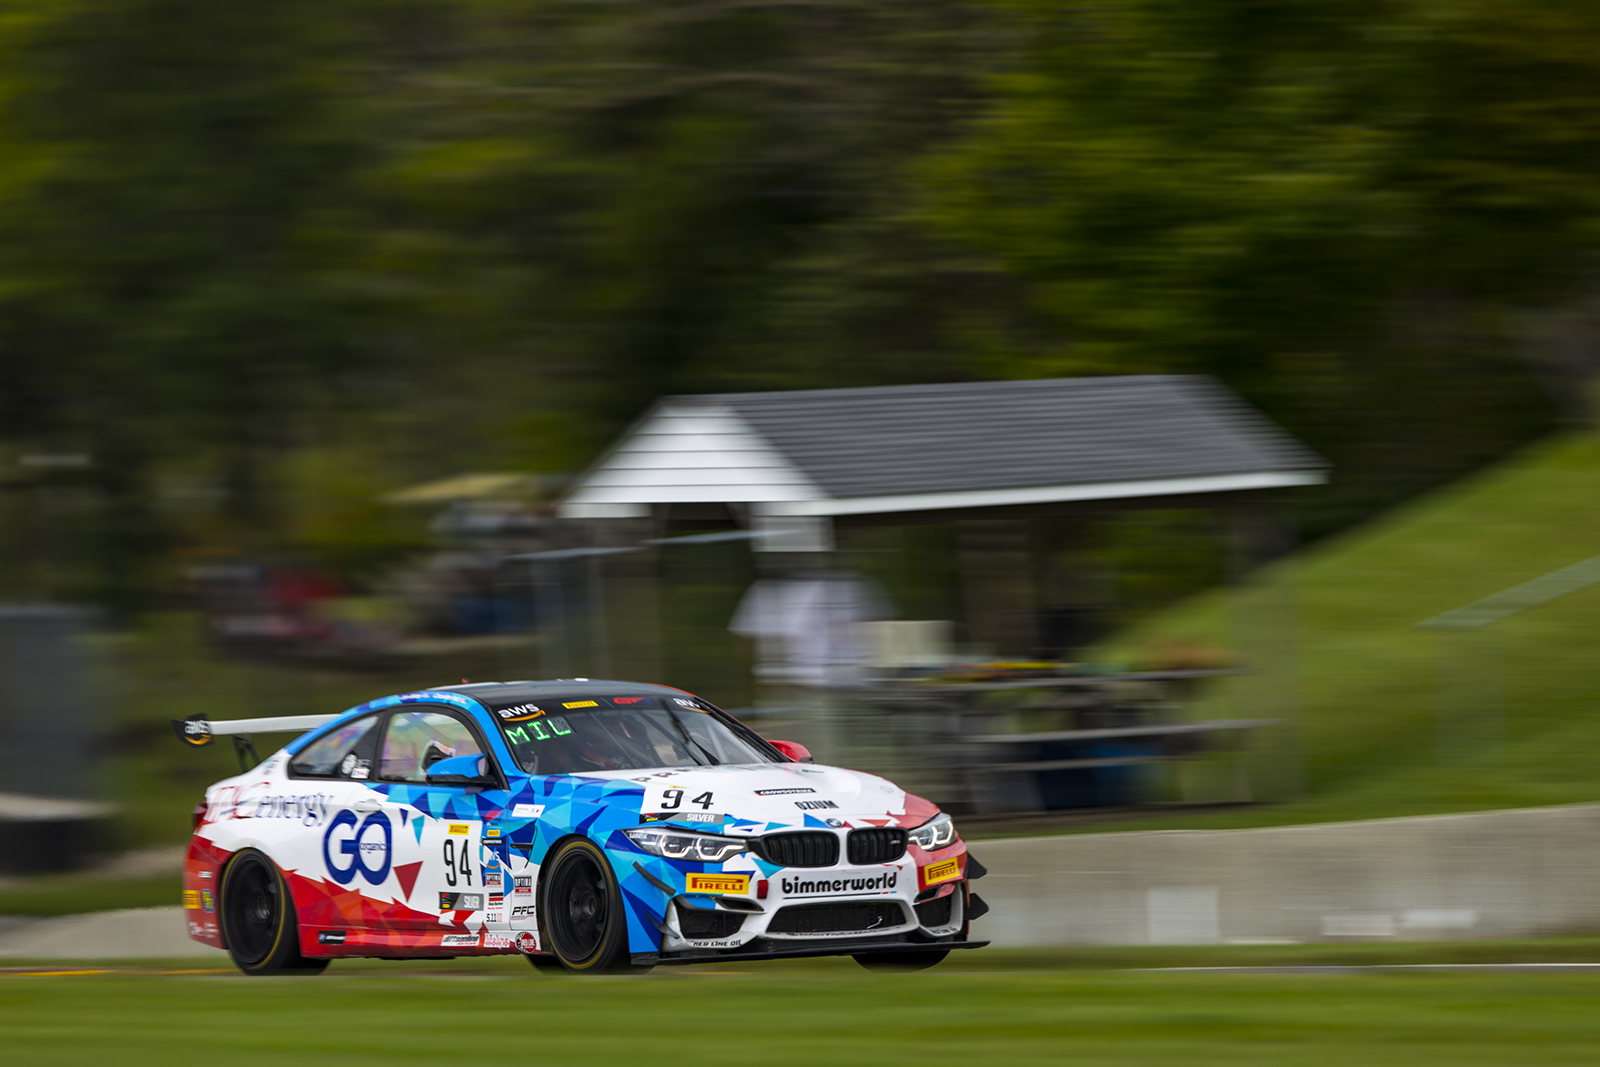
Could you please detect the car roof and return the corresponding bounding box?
[434,679,698,709]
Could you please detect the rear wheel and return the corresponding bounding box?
[539,838,631,973]
[220,849,328,976]
[853,949,950,972]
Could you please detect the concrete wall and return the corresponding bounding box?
[972,803,1600,946]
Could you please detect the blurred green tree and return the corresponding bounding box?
[923,0,1599,528]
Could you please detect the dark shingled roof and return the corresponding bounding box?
[675,376,1324,499]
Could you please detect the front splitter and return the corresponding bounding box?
[639,938,989,967]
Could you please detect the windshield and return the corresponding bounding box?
[488,694,782,775]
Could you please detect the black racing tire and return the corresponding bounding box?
[220,849,328,976]
[852,949,950,972]
[538,837,632,973]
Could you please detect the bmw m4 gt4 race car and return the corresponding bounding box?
[177,680,990,975]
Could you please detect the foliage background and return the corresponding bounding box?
[4,0,1598,610]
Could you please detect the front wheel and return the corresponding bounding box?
[220,849,328,976]
[853,949,949,972]
[539,837,632,973]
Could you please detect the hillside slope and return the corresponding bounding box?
[1102,432,1600,831]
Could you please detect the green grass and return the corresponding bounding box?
[0,875,179,917]
[0,961,1597,1065]
[10,935,1600,972]
[1080,431,1600,832]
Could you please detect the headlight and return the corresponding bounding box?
[625,827,748,863]
[907,813,956,850]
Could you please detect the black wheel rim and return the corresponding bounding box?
[226,857,280,965]
[548,850,608,963]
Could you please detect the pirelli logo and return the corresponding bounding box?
[685,873,750,895]
[182,890,200,909]
[922,859,960,886]
[448,823,469,835]
[562,700,598,709]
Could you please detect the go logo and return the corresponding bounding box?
[323,809,392,886]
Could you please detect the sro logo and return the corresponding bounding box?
[322,810,392,886]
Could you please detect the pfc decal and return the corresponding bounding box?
[439,892,484,911]
[495,704,543,722]
[317,931,347,945]
[561,700,598,709]
[795,800,839,810]
[440,933,479,948]
[182,890,200,909]
[511,905,536,918]
[322,810,392,886]
[685,873,751,895]
[922,858,960,886]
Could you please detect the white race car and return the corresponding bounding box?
[178,680,990,974]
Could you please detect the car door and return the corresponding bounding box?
[374,705,511,944]
[281,711,389,940]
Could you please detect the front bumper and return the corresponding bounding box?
[637,936,989,967]
[649,864,971,957]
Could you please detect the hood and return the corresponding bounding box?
[580,761,935,832]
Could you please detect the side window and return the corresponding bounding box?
[289,714,381,779]
[380,709,487,784]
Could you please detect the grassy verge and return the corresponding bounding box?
[1076,431,1600,833]
[0,875,179,917]
[0,963,1596,1065]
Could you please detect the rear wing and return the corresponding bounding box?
[172,712,337,770]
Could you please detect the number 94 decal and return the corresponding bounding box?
[656,787,714,811]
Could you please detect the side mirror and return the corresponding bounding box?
[768,739,813,763]
[425,754,496,787]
